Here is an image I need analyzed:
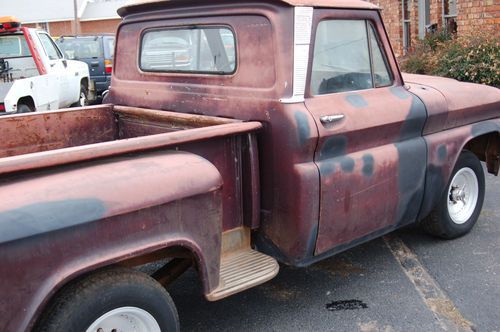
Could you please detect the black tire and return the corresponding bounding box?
[17,103,33,113]
[37,267,179,332]
[421,150,485,239]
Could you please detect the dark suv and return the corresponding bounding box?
[56,34,115,97]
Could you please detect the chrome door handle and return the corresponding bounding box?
[320,114,345,124]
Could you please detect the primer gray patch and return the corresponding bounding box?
[340,157,355,173]
[437,144,447,162]
[362,154,375,177]
[390,86,410,100]
[0,199,106,243]
[295,111,311,146]
[346,94,368,108]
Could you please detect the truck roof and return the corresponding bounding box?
[118,0,378,16]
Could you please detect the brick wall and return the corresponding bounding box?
[369,0,499,57]
[373,0,404,57]
[456,0,500,37]
[23,19,121,36]
[80,19,121,34]
[49,21,74,37]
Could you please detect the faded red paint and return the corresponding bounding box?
[0,1,499,331]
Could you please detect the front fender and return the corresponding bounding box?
[419,119,500,220]
[66,59,90,79]
[0,150,223,332]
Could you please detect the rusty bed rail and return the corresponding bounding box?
[0,105,262,175]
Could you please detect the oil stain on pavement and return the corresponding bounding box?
[326,299,368,311]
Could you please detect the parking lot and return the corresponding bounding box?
[168,171,499,332]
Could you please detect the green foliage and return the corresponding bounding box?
[400,32,500,87]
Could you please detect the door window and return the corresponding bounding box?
[311,20,393,95]
[37,33,63,60]
[38,33,63,60]
[368,25,393,88]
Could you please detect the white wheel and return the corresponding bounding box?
[86,307,161,332]
[79,91,88,107]
[422,150,485,239]
[447,167,479,225]
[37,268,179,332]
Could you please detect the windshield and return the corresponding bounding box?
[56,38,103,59]
[0,34,31,58]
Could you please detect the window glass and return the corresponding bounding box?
[38,33,62,60]
[0,35,31,58]
[104,37,115,58]
[56,38,103,60]
[368,25,392,88]
[140,27,236,74]
[311,20,372,95]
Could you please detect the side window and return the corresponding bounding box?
[311,20,393,95]
[38,33,63,60]
[140,27,236,74]
[368,24,393,88]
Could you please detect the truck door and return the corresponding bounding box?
[37,32,74,107]
[304,11,427,255]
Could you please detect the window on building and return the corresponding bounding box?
[443,0,458,33]
[418,0,431,39]
[310,20,393,95]
[402,0,411,52]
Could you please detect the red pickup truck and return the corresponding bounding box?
[0,0,499,331]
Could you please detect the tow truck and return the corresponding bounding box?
[0,17,91,114]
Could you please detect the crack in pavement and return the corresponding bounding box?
[383,234,475,332]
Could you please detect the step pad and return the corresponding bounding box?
[206,249,279,301]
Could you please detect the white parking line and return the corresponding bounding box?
[383,235,475,332]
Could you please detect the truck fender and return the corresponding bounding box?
[0,150,223,332]
[418,119,500,221]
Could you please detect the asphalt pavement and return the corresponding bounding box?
[168,170,499,332]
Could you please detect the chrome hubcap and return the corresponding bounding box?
[447,167,478,225]
[86,307,161,332]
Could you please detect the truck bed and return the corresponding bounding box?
[0,104,260,175]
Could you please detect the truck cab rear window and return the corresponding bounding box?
[0,35,31,58]
[140,27,236,74]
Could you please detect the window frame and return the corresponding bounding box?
[37,32,63,61]
[308,18,394,96]
[0,33,32,59]
[442,0,458,34]
[138,25,237,76]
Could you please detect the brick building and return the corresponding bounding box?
[3,0,126,36]
[369,0,500,57]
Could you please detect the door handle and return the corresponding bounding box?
[320,114,345,124]
[91,62,99,67]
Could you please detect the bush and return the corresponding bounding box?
[400,32,500,87]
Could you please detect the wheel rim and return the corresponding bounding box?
[447,167,479,225]
[79,91,87,107]
[86,307,161,332]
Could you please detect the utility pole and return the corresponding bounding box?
[73,0,79,34]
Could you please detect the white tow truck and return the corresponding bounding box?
[0,17,91,114]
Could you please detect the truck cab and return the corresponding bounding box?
[0,17,90,114]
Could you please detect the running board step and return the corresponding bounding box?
[206,249,279,301]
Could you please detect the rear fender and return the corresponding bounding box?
[0,150,223,332]
[419,119,500,220]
